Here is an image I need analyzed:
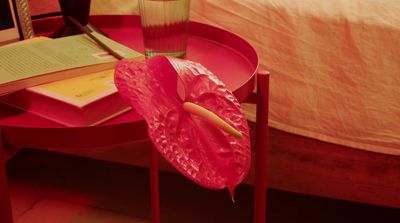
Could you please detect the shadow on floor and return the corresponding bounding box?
[7,149,400,223]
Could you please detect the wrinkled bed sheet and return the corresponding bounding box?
[91,0,400,155]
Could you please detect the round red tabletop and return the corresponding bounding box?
[0,15,258,149]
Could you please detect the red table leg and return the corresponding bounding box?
[150,145,160,223]
[0,132,13,223]
[253,71,270,223]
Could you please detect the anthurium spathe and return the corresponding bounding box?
[114,56,250,198]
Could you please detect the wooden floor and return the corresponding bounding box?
[7,149,400,223]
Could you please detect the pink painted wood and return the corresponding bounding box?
[0,15,257,148]
[150,146,160,223]
[0,15,260,223]
[254,71,270,223]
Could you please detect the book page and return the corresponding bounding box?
[0,32,142,84]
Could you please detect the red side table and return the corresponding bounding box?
[0,15,268,223]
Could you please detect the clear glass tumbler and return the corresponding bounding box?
[138,0,190,59]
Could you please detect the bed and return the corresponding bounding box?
[28,0,400,208]
[190,0,400,207]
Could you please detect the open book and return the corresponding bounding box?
[0,32,144,96]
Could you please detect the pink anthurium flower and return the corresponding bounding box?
[114,56,250,198]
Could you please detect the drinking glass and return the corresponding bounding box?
[138,0,190,59]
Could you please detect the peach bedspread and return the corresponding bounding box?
[31,0,400,155]
[188,0,400,155]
